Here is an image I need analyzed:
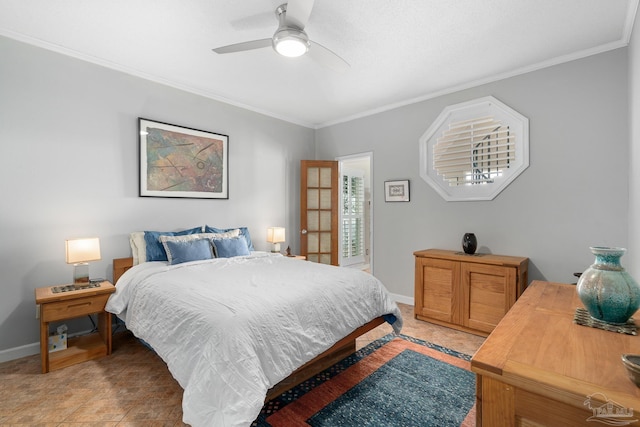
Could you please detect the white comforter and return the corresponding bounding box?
[106,252,402,427]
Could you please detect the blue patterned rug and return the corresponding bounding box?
[253,334,476,427]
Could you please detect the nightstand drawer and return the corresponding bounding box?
[41,294,110,322]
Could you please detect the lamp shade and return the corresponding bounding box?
[266,227,286,244]
[65,238,101,264]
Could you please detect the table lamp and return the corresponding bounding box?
[266,227,285,253]
[65,237,101,288]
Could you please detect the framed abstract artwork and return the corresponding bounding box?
[139,118,229,199]
[384,180,410,202]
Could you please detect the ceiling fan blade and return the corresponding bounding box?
[308,41,350,73]
[229,11,273,31]
[213,38,272,54]
[284,0,314,29]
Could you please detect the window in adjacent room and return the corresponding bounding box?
[419,96,529,201]
[341,170,365,266]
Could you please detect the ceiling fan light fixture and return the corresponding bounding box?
[273,28,309,57]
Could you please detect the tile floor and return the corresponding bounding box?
[0,303,484,426]
[357,303,486,356]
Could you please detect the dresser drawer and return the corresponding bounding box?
[41,294,110,322]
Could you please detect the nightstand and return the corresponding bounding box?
[35,281,115,373]
[286,255,306,260]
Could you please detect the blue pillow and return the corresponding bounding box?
[144,227,202,261]
[162,238,214,265]
[205,226,254,251]
[212,236,250,258]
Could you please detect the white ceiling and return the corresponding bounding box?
[0,0,637,128]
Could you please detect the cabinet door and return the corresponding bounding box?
[415,257,460,324]
[461,262,516,333]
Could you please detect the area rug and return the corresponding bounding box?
[253,334,476,427]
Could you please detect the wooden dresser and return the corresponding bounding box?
[471,281,640,427]
[414,249,528,336]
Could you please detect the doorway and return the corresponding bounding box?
[338,153,373,273]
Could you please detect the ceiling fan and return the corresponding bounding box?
[212,0,349,72]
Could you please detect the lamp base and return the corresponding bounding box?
[271,243,281,253]
[73,263,90,289]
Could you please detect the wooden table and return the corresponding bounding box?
[35,281,115,373]
[471,280,640,427]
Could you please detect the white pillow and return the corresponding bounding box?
[130,231,146,266]
[158,230,240,246]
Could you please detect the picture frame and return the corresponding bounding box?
[139,118,229,199]
[384,180,410,202]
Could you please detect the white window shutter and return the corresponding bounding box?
[419,96,529,201]
[341,170,365,265]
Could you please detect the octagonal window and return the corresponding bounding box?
[419,96,529,201]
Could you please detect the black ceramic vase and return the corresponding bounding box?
[462,233,477,254]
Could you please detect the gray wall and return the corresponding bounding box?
[1,29,637,359]
[316,48,630,299]
[629,6,640,279]
[0,36,315,356]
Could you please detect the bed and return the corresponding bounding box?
[106,228,402,427]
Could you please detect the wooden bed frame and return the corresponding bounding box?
[112,257,386,400]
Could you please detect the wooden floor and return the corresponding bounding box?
[0,303,485,426]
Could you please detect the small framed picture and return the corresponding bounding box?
[384,180,410,202]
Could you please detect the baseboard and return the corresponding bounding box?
[0,328,96,364]
[391,293,414,306]
[0,341,40,363]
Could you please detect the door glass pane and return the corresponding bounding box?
[308,232,319,252]
[307,189,319,209]
[319,254,331,264]
[320,232,331,252]
[308,254,319,263]
[320,167,332,187]
[308,167,319,187]
[320,189,332,209]
[307,211,319,231]
[320,211,331,231]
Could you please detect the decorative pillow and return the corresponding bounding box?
[159,230,240,244]
[211,236,251,258]
[129,231,146,265]
[205,226,254,251]
[161,238,214,265]
[144,227,203,262]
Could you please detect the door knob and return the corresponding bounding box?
[301,229,307,234]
